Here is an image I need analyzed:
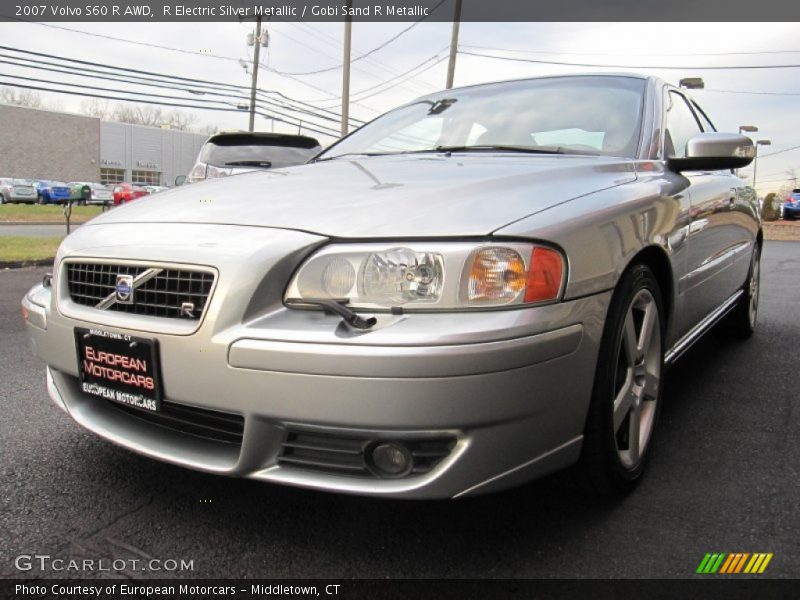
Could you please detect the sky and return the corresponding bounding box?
[0,20,799,195]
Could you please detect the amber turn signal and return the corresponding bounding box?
[524,247,564,303]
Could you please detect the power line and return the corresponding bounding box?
[267,26,431,98]
[10,21,378,115]
[0,46,360,129]
[759,144,800,158]
[458,49,800,70]
[0,70,342,136]
[700,88,800,96]
[460,43,800,58]
[319,48,449,106]
[0,78,339,138]
[0,57,342,134]
[349,55,448,103]
[274,0,448,76]
[289,22,437,96]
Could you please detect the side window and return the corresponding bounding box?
[664,92,702,158]
[692,102,716,132]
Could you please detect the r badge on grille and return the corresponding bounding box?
[115,274,134,304]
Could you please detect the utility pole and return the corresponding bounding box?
[445,0,463,89]
[341,0,352,137]
[248,15,262,132]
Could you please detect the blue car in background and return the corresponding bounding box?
[37,180,72,204]
[784,188,800,220]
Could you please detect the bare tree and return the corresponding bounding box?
[113,104,164,127]
[196,123,219,136]
[162,109,197,131]
[0,87,43,108]
[81,98,113,119]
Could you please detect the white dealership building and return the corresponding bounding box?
[1,103,207,186]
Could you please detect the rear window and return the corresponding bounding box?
[199,135,322,169]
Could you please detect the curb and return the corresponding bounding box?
[0,258,55,270]
[0,221,86,227]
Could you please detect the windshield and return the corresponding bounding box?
[319,76,646,161]
[199,136,321,169]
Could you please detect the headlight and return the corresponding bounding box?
[285,242,565,311]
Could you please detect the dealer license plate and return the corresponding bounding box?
[75,328,162,412]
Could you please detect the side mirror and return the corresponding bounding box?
[174,175,186,187]
[668,133,755,172]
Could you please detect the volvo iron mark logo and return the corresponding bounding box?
[115,274,134,304]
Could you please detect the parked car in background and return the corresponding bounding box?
[69,182,114,205]
[0,178,38,204]
[783,188,800,220]
[143,185,168,194]
[112,183,149,206]
[37,180,72,204]
[23,74,761,499]
[186,132,322,183]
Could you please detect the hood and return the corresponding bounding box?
[88,154,637,238]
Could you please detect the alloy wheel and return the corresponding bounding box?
[748,251,760,329]
[612,289,661,469]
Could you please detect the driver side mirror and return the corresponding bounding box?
[668,133,755,172]
[174,175,186,186]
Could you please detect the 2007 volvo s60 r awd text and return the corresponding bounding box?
[22,74,761,498]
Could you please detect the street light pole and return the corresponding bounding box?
[752,139,772,192]
[248,16,262,133]
[737,125,757,177]
[445,0,463,89]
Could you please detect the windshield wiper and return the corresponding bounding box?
[285,298,377,330]
[433,145,566,155]
[312,152,394,163]
[224,160,272,168]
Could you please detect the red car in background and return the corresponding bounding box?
[112,183,149,206]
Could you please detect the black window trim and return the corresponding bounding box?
[661,86,705,160]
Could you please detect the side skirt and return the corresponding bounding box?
[664,290,744,366]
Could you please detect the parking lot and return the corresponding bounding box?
[1,242,798,580]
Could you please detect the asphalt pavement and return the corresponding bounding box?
[0,224,77,238]
[1,242,798,579]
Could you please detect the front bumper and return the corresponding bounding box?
[23,223,610,498]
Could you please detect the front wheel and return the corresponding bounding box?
[576,264,664,494]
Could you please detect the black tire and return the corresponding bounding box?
[575,264,665,495]
[725,242,761,339]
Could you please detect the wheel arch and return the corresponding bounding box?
[620,245,674,332]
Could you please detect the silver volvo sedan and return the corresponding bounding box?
[22,74,760,498]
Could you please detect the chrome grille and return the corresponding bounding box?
[66,262,214,320]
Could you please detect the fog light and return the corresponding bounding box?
[369,442,413,477]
